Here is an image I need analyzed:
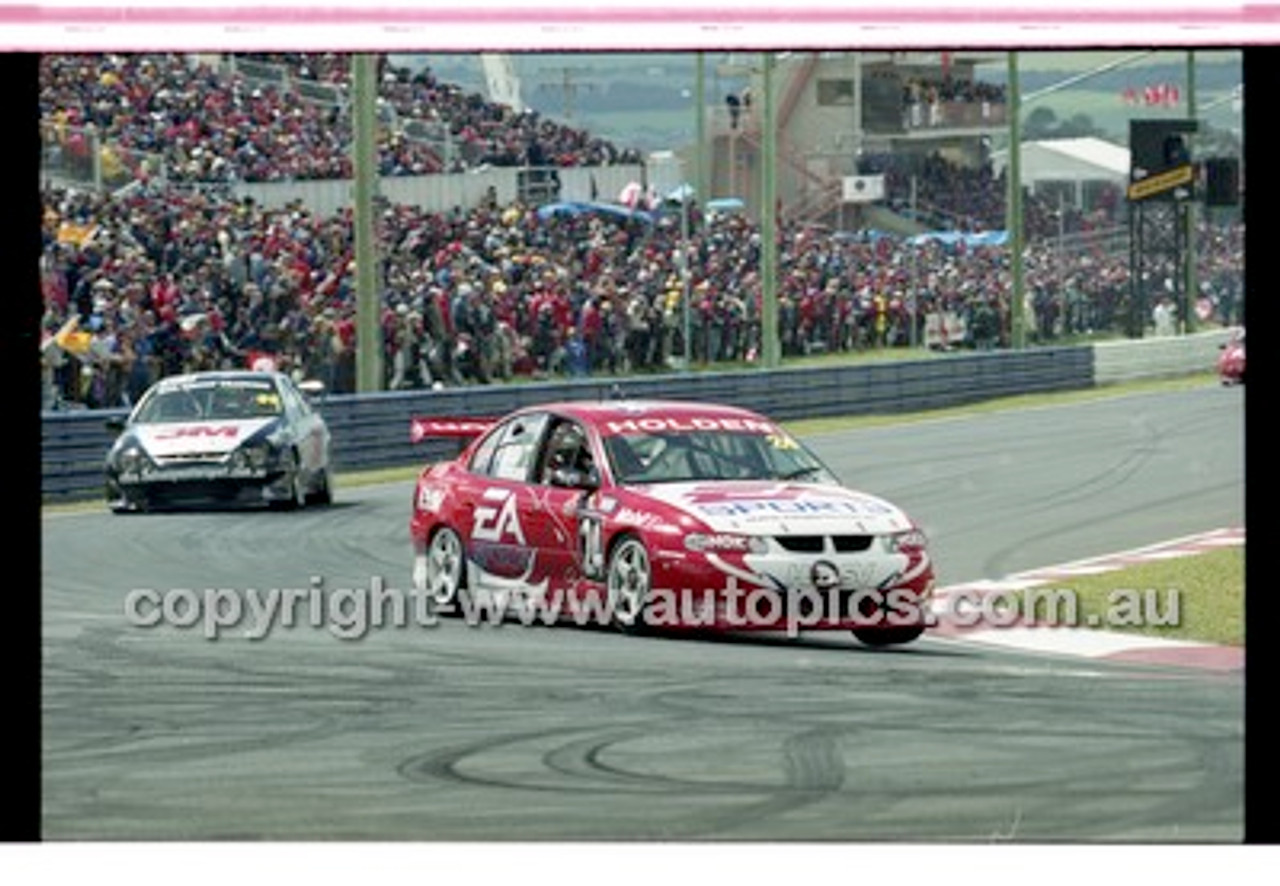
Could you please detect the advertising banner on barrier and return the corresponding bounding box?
[924,312,968,349]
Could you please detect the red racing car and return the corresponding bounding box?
[1217,327,1245,385]
[409,400,935,646]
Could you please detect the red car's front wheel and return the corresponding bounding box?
[853,625,925,647]
[605,534,651,633]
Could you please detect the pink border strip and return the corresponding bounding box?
[6,6,1279,26]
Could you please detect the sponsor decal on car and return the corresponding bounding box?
[603,416,780,435]
[697,497,896,518]
[614,507,667,529]
[472,487,526,545]
[134,419,276,458]
[151,424,242,441]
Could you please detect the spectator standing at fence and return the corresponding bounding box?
[725,92,741,130]
[873,291,889,347]
[565,326,589,377]
[1152,296,1177,337]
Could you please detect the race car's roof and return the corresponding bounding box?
[521,399,781,436]
[152,370,284,390]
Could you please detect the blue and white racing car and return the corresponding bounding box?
[104,370,333,512]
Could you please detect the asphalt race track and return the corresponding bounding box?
[41,383,1245,841]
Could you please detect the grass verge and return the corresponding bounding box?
[1023,545,1244,647]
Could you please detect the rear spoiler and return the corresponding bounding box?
[410,417,496,444]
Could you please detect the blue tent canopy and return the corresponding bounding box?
[833,229,897,243]
[907,230,1009,248]
[665,183,696,203]
[536,201,655,224]
[706,197,745,213]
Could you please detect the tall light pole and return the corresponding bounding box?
[1003,50,1160,350]
[760,52,780,369]
[680,185,693,368]
[695,52,706,207]
[684,52,706,370]
[1183,49,1198,334]
[910,174,919,349]
[1007,51,1026,350]
[352,53,382,392]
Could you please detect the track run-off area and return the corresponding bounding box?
[41,381,1245,841]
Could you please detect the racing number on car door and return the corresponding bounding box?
[579,509,604,579]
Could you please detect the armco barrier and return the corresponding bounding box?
[41,346,1092,502]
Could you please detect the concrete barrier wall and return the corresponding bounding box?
[1093,329,1231,384]
[228,165,645,215]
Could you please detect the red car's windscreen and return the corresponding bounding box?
[602,425,835,485]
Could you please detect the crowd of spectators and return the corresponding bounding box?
[902,75,1006,128]
[861,150,1125,240]
[903,75,1006,108]
[39,53,641,184]
[39,180,1244,411]
[38,52,1243,411]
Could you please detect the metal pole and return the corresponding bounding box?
[685,52,705,370]
[91,126,102,192]
[1007,51,1026,350]
[696,52,706,204]
[760,53,780,369]
[681,192,692,370]
[910,174,918,349]
[352,53,383,392]
[1183,49,1198,334]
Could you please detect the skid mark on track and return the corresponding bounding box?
[395,722,853,837]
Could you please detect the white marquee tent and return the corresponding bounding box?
[990,136,1130,206]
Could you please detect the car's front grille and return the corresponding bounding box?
[155,452,229,464]
[773,535,826,553]
[774,535,875,553]
[832,535,874,553]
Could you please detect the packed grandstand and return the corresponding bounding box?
[39,52,1244,410]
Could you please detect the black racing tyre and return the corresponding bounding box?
[308,468,334,506]
[852,625,925,647]
[269,450,308,511]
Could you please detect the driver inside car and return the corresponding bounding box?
[543,424,593,484]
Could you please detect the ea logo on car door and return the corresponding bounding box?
[472,487,526,545]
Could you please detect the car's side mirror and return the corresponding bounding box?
[298,379,326,399]
[550,465,600,491]
[105,415,126,434]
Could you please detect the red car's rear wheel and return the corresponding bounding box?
[423,526,467,611]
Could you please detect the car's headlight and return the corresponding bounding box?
[883,528,928,554]
[236,440,275,470]
[684,533,769,554]
[115,445,152,474]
